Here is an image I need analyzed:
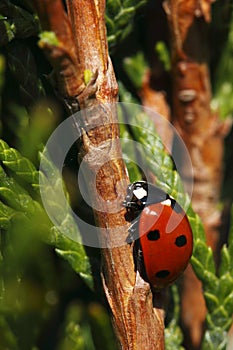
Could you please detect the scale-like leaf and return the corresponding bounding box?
[0,140,93,289]
[0,140,39,186]
[106,0,147,50]
[0,0,39,46]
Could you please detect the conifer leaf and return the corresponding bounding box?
[218,273,233,301]
[49,225,93,289]
[212,9,233,119]
[0,1,39,46]
[7,41,45,107]
[219,245,231,276]
[0,140,39,187]
[204,292,219,311]
[0,140,93,289]
[123,52,148,89]
[106,0,147,50]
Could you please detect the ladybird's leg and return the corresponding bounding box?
[122,196,136,208]
[126,218,140,243]
[123,200,144,210]
[133,239,149,285]
[122,183,137,208]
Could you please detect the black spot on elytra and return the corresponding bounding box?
[175,235,187,247]
[147,230,160,241]
[155,270,170,279]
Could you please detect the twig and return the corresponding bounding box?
[33,0,165,348]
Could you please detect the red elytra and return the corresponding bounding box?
[139,202,193,290]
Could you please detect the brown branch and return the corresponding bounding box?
[34,0,165,348]
[164,0,230,348]
[66,1,108,77]
[139,71,173,162]
[33,0,82,99]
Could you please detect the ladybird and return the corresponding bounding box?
[123,181,193,290]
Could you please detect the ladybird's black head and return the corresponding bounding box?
[123,181,174,212]
[123,181,148,211]
[123,182,148,243]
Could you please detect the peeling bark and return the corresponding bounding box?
[164,0,231,348]
[140,71,172,149]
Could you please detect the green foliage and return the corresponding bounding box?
[1,0,148,52]
[0,316,18,349]
[0,139,39,187]
[50,229,93,288]
[165,286,185,350]
[106,0,147,50]
[0,0,39,46]
[17,103,59,163]
[123,52,149,90]
[87,303,118,350]
[39,31,59,47]
[57,303,91,350]
[0,0,147,53]
[212,8,233,119]
[0,139,93,289]
[83,69,94,86]
[56,302,118,350]
[59,321,86,350]
[6,41,45,108]
[155,41,171,72]
[199,207,233,349]
[0,55,5,109]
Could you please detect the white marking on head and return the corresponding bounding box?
[133,188,147,200]
[161,199,172,207]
